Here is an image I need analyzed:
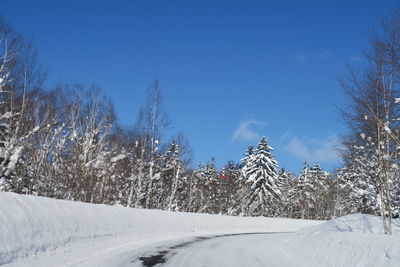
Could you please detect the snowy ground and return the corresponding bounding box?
[291,214,400,267]
[1,192,399,266]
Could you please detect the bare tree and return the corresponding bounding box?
[0,18,44,192]
[128,80,170,208]
[339,13,400,233]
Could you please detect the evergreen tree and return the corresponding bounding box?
[241,137,281,216]
[294,161,334,219]
[309,163,334,219]
[277,168,296,217]
[336,164,378,215]
[337,142,380,216]
[240,145,254,179]
[220,160,242,215]
[294,161,314,219]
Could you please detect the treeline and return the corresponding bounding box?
[0,17,338,220]
[3,9,400,227]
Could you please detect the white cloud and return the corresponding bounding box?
[232,119,266,142]
[284,133,340,164]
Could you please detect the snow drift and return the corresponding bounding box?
[291,214,400,267]
[0,192,320,265]
[3,192,399,267]
[301,213,400,234]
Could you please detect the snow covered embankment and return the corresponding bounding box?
[291,214,400,267]
[0,192,320,265]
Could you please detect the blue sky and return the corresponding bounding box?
[2,0,399,173]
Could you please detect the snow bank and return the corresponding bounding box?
[292,214,400,267]
[0,192,320,265]
[300,213,400,234]
[3,192,400,267]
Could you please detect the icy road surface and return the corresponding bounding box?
[126,232,317,267]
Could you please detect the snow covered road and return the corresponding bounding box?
[11,231,314,267]
[129,232,317,267]
[62,232,317,267]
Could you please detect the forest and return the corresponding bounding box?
[1,9,400,236]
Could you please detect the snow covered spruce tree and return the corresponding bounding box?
[240,137,282,216]
[336,161,379,216]
[219,160,243,215]
[186,162,207,213]
[293,162,315,219]
[188,158,222,214]
[240,145,254,178]
[277,168,296,218]
[308,163,334,219]
[288,162,333,220]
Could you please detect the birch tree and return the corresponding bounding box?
[339,13,400,233]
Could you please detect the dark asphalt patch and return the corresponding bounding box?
[138,250,168,266]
